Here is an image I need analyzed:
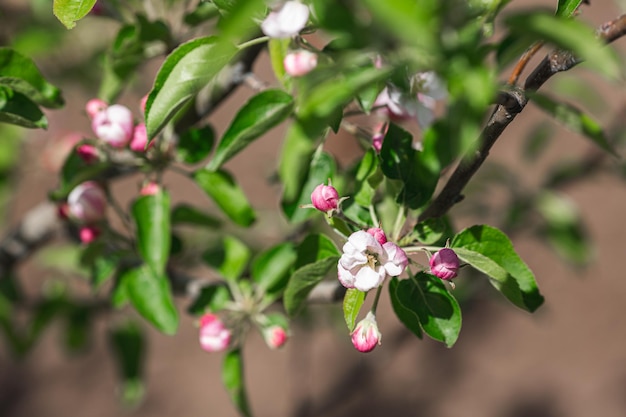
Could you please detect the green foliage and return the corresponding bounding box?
[132,190,171,275]
[343,289,366,332]
[53,0,98,29]
[223,349,252,417]
[194,168,256,226]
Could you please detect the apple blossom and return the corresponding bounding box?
[67,181,107,223]
[351,312,381,353]
[430,248,460,280]
[337,230,408,292]
[261,1,310,38]
[283,50,318,77]
[76,144,100,164]
[130,123,148,152]
[85,98,107,119]
[263,325,288,350]
[310,182,339,213]
[366,227,387,245]
[91,104,134,148]
[199,313,231,353]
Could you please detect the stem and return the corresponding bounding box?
[368,205,379,228]
[391,205,406,242]
[507,41,544,86]
[370,285,383,314]
[237,36,269,50]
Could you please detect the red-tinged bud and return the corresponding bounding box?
[284,50,318,77]
[85,98,108,119]
[351,312,381,353]
[91,104,134,148]
[311,182,339,213]
[76,144,100,164]
[67,181,107,223]
[79,225,100,244]
[263,325,288,350]
[129,123,148,152]
[140,182,160,196]
[199,313,231,353]
[366,227,387,245]
[430,248,460,280]
[57,203,70,220]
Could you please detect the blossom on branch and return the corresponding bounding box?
[338,230,408,292]
[284,50,318,76]
[429,248,460,281]
[351,312,381,353]
[91,104,135,148]
[67,181,107,223]
[199,313,231,353]
[261,1,310,38]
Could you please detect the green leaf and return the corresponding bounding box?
[451,225,544,312]
[184,2,220,26]
[284,234,340,316]
[122,264,179,334]
[0,88,47,129]
[187,284,231,314]
[207,90,294,171]
[194,168,256,227]
[80,241,123,289]
[413,217,454,246]
[268,38,290,87]
[53,0,98,29]
[171,204,221,228]
[529,92,618,157]
[109,320,145,406]
[177,125,215,164]
[251,243,297,298]
[145,37,237,139]
[343,289,365,332]
[278,121,317,209]
[131,190,171,275]
[203,236,250,282]
[389,274,460,346]
[505,11,621,79]
[556,0,583,17]
[353,148,381,207]
[63,305,91,352]
[388,277,423,339]
[0,48,64,108]
[49,147,110,201]
[222,349,252,417]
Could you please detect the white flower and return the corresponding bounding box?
[337,230,408,292]
[261,1,310,38]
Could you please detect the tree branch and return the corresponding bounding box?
[418,13,626,222]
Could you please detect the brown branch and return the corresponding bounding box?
[418,13,626,223]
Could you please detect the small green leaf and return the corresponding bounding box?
[390,274,461,346]
[207,90,294,170]
[109,320,145,406]
[530,92,618,157]
[294,233,341,268]
[0,48,64,108]
[0,88,47,129]
[343,289,365,332]
[131,190,171,275]
[203,236,250,282]
[451,225,544,312]
[187,284,231,314]
[53,0,98,29]
[278,121,317,209]
[194,168,256,227]
[413,217,453,246]
[122,264,179,335]
[184,2,220,26]
[145,37,237,139]
[268,38,290,86]
[556,0,583,17]
[251,243,297,299]
[177,125,215,164]
[171,204,221,228]
[222,349,252,417]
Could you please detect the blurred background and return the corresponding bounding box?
[2,0,626,416]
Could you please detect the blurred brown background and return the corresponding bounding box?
[2,1,626,416]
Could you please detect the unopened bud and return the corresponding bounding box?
[76,144,100,164]
[263,325,288,350]
[199,313,231,353]
[85,98,108,119]
[284,50,317,77]
[366,227,387,245]
[130,123,148,152]
[430,248,460,280]
[67,181,107,223]
[351,312,381,353]
[91,104,134,148]
[140,182,160,196]
[79,225,101,244]
[311,182,339,213]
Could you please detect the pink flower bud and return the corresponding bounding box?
[366,228,387,245]
[91,104,134,148]
[79,225,100,244]
[129,123,148,152]
[85,98,108,119]
[76,144,100,164]
[140,182,160,196]
[199,313,231,353]
[430,248,460,280]
[57,203,70,220]
[351,312,381,353]
[67,181,107,223]
[311,183,339,213]
[371,121,388,153]
[263,325,288,349]
[283,50,318,77]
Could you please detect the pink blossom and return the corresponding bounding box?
[130,123,148,152]
[263,325,288,349]
[338,230,408,292]
[283,50,318,77]
[366,227,387,245]
[79,225,100,244]
[85,98,108,119]
[76,144,100,164]
[310,183,339,213]
[351,312,381,353]
[67,181,107,223]
[140,182,160,196]
[199,314,231,353]
[91,104,134,148]
[430,248,460,280]
[261,1,309,38]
